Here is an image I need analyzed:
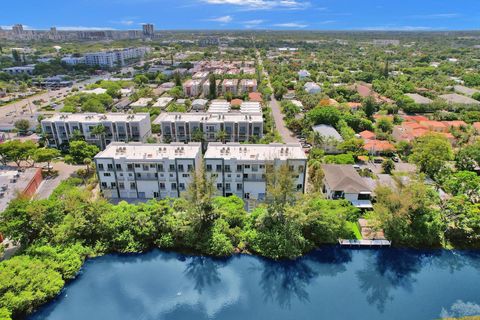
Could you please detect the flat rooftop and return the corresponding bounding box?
[153,112,263,124]
[205,143,307,161]
[95,142,201,160]
[43,113,150,123]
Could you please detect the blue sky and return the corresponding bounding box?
[1,0,479,31]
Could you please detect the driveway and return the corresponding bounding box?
[35,162,84,199]
[258,52,299,144]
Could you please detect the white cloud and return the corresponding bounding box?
[272,22,307,28]
[408,13,460,19]
[206,15,233,23]
[201,0,309,10]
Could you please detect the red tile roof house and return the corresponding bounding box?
[402,115,429,123]
[442,120,468,129]
[358,130,376,141]
[248,92,263,103]
[393,122,456,144]
[363,140,396,155]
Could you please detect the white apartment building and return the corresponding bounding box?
[84,47,150,68]
[239,79,257,93]
[183,79,204,97]
[95,142,202,199]
[204,143,307,202]
[61,56,86,65]
[41,113,151,149]
[2,65,35,75]
[154,112,263,143]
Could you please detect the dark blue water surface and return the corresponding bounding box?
[30,247,480,320]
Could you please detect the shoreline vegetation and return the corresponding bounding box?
[0,161,479,320]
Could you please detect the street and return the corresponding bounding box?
[257,51,299,144]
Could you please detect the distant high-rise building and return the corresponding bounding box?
[50,27,57,33]
[12,24,24,34]
[142,24,154,37]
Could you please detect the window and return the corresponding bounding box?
[182,173,189,178]
[187,164,193,171]
[178,164,184,172]
[169,164,175,172]
[104,172,111,177]
[159,183,165,190]
[245,165,250,169]
[119,182,125,189]
[299,165,304,173]
[289,165,294,171]
[150,164,156,168]
[252,165,258,172]
[236,183,242,190]
[358,193,371,200]
[116,164,122,170]
[111,182,116,188]
[225,183,231,190]
[154,192,160,198]
[157,164,164,171]
[98,164,104,171]
[217,183,222,190]
[127,164,133,171]
[101,182,107,188]
[206,164,212,172]
[135,164,141,168]
[107,164,113,170]
[243,173,248,179]
[143,165,149,171]
[296,184,303,191]
[179,183,185,190]
[260,165,265,169]
[237,165,242,172]
[225,165,231,172]
[130,182,136,189]
[136,173,141,178]
[216,165,222,172]
[171,183,177,190]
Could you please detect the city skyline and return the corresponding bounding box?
[1,0,480,31]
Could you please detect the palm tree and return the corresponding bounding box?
[91,125,106,150]
[216,130,228,143]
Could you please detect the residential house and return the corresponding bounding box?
[322,164,373,209]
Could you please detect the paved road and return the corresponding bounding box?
[35,162,84,199]
[257,52,299,144]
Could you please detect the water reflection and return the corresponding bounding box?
[356,249,424,312]
[183,256,226,294]
[256,246,352,309]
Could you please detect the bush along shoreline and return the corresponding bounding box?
[1,163,479,319]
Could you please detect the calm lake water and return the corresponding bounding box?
[30,247,480,320]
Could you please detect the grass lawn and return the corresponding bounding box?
[346,221,362,240]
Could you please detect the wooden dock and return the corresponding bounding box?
[338,239,391,247]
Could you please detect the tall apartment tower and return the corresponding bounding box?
[12,24,24,34]
[142,24,154,37]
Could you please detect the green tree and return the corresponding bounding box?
[91,124,107,150]
[455,141,480,171]
[65,141,100,165]
[33,148,60,172]
[215,130,227,143]
[442,171,480,203]
[409,134,453,178]
[0,256,64,317]
[265,163,297,213]
[208,74,216,99]
[369,181,444,247]
[382,158,395,174]
[14,119,31,134]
